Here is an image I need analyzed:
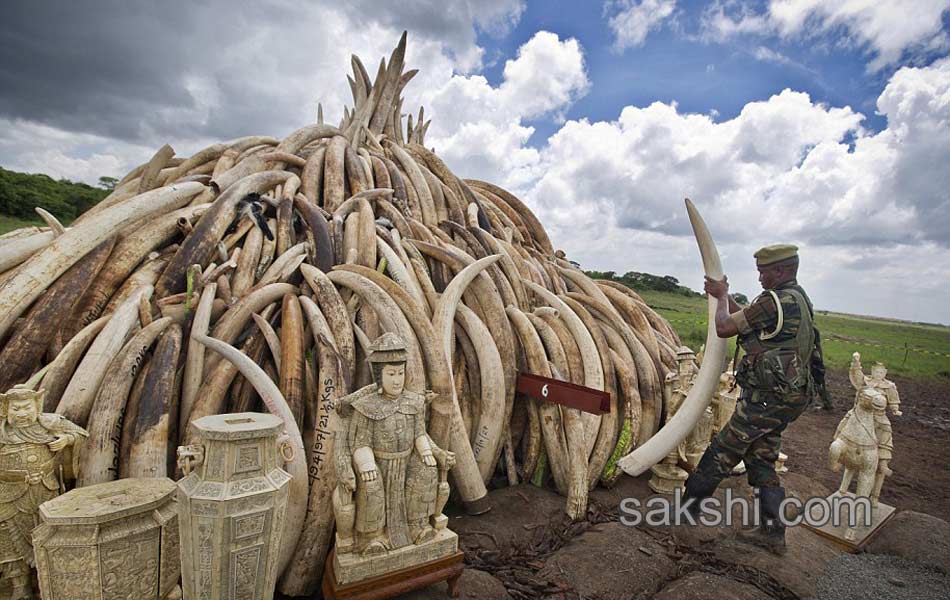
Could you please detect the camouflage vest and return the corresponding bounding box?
[736,284,816,395]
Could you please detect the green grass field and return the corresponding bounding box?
[0,216,44,236]
[633,288,950,380]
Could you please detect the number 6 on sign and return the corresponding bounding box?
[516,372,610,415]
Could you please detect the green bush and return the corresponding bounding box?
[584,270,701,297]
[0,167,108,222]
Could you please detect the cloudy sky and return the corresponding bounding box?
[2,1,949,324]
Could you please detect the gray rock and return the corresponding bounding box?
[865,510,950,573]
[395,568,511,600]
[654,572,774,600]
[537,521,675,599]
[815,553,950,600]
[711,524,843,598]
[449,484,565,551]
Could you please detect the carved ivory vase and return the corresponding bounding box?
[32,478,180,600]
[176,413,291,600]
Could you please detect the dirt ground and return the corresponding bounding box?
[781,369,950,521]
[420,368,950,600]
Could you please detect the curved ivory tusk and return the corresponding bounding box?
[453,304,506,483]
[81,317,174,487]
[193,333,307,579]
[56,285,153,427]
[376,236,428,311]
[524,281,603,456]
[180,283,217,435]
[252,312,283,373]
[298,295,338,352]
[34,207,66,236]
[617,198,725,476]
[22,364,51,391]
[0,182,204,340]
[433,254,501,367]
[0,231,55,272]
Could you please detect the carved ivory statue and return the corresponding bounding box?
[829,387,887,533]
[712,360,740,434]
[0,386,86,599]
[332,333,455,557]
[650,347,713,493]
[849,353,901,505]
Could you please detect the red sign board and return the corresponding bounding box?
[515,372,610,415]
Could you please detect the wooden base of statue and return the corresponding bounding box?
[803,492,896,552]
[322,543,464,600]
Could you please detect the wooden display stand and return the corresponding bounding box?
[322,548,465,600]
[802,492,897,552]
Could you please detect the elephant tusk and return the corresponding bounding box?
[617,198,726,476]
[193,333,307,579]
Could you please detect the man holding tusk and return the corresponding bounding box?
[682,244,825,554]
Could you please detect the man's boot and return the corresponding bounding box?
[682,470,720,520]
[814,386,834,411]
[739,486,787,555]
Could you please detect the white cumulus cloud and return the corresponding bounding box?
[473,57,950,323]
[607,0,678,49]
[423,31,589,187]
[702,0,950,71]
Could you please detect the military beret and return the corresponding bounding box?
[754,244,798,266]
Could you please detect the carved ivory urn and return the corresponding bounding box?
[176,413,291,600]
[32,478,180,600]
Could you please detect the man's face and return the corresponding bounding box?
[8,399,38,428]
[380,363,406,398]
[871,365,886,380]
[757,264,783,290]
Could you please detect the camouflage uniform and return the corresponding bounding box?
[686,279,817,497]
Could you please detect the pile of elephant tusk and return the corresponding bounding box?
[0,33,718,596]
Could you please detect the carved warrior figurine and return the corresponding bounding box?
[849,353,901,505]
[829,387,888,537]
[332,332,455,558]
[650,347,714,494]
[0,385,86,600]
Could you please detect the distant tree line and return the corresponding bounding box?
[585,270,701,296]
[0,167,110,222]
[583,269,749,304]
